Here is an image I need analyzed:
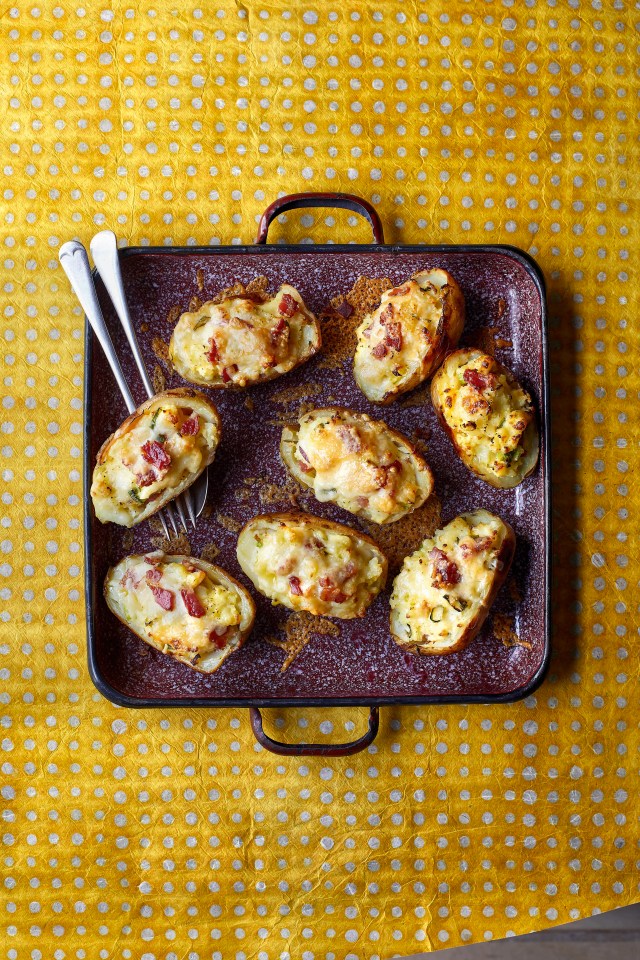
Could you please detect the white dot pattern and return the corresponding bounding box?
[1,2,639,956]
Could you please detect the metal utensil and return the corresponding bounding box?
[59,239,185,540]
[90,230,208,530]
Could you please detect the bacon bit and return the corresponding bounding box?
[384,321,403,352]
[210,626,229,649]
[336,425,362,454]
[429,547,461,588]
[181,588,206,618]
[356,496,369,508]
[271,316,290,346]
[379,304,395,324]
[222,364,238,383]
[296,445,312,472]
[141,440,171,472]
[206,338,220,364]
[145,568,162,584]
[144,553,163,564]
[362,325,373,339]
[372,342,388,359]
[288,575,303,596]
[318,577,348,604]
[278,293,298,318]
[463,368,494,392]
[460,536,494,559]
[180,415,200,436]
[135,470,156,488]
[377,459,402,489]
[389,284,410,297]
[335,300,353,318]
[148,585,174,611]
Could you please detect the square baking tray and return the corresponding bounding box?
[84,195,550,731]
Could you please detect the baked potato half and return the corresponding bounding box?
[390,509,515,656]
[431,348,539,488]
[169,284,321,388]
[91,388,221,527]
[236,512,388,619]
[280,407,434,525]
[353,269,465,404]
[104,552,255,673]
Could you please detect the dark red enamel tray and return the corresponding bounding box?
[84,193,550,755]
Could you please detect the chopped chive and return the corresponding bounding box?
[129,487,144,505]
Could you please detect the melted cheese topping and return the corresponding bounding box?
[390,510,510,652]
[237,518,385,618]
[91,403,217,525]
[170,285,318,387]
[289,409,431,524]
[106,555,243,666]
[354,274,447,402]
[434,352,535,482]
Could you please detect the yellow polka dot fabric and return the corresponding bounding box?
[1,1,638,956]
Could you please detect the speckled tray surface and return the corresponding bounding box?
[84,244,549,706]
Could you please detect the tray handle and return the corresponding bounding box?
[249,706,379,757]
[256,192,385,245]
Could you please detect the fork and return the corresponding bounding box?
[90,229,208,532]
[59,239,202,541]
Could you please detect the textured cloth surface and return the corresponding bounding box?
[1,2,639,957]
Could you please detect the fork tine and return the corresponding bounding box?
[165,502,180,537]
[174,496,189,535]
[183,486,197,529]
[159,511,170,540]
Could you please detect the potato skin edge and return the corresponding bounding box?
[355,268,465,405]
[430,348,540,489]
[168,299,322,389]
[236,511,388,619]
[92,388,221,528]
[103,553,255,674]
[279,406,434,525]
[390,517,516,656]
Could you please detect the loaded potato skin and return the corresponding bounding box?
[431,348,539,488]
[169,284,321,388]
[236,512,388,619]
[353,268,465,404]
[91,388,221,528]
[104,552,255,673]
[390,509,515,656]
[280,407,434,525]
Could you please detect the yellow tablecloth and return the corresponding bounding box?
[1,2,638,956]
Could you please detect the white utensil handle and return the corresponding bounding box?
[90,230,155,398]
[59,240,136,414]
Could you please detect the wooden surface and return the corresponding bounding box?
[404,903,640,958]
